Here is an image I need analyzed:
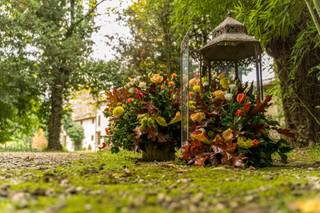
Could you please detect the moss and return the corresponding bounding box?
[1,148,320,212]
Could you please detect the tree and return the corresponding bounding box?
[108,0,180,77]
[235,0,320,145]
[0,0,110,150]
[18,0,107,150]
[0,0,42,143]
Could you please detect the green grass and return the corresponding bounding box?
[1,148,320,212]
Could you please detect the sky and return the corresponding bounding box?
[91,0,131,60]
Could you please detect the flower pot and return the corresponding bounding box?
[142,142,175,161]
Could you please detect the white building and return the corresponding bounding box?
[61,90,109,151]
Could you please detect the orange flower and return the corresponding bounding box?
[252,139,260,148]
[190,112,206,123]
[212,90,225,100]
[236,93,246,103]
[127,98,133,104]
[235,109,243,117]
[188,92,194,98]
[150,74,164,84]
[105,128,110,135]
[171,73,177,79]
[168,81,175,87]
[191,128,210,144]
[243,103,251,112]
[189,78,199,87]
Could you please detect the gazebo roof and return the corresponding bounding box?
[199,15,261,61]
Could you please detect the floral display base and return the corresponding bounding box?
[142,143,175,162]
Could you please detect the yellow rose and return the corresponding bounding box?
[237,137,253,149]
[220,78,229,90]
[150,74,164,84]
[222,128,233,142]
[112,106,125,117]
[193,85,201,92]
[212,90,225,100]
[190,112,206,123]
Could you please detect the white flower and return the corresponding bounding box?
[225,93,233,102]
[138,82,147,89]
[229,84,237,92]
[128,87,135,94]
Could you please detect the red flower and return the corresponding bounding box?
[252,139,260,148]
[127,98,133,104]
[236,93,246,104]
[135,88,144,99]
[243,103,251,112]
[235,109,243,117]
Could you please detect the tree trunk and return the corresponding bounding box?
[47,75,65,151]
[269,40,320,146]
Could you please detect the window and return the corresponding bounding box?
[92,118,95,124]
[98,116,101,127]
[91,135,94,141]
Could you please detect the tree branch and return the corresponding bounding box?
[65,0,108,38]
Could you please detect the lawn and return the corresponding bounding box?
[1,148,320,213]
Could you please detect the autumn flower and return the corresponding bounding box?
[188,101,196,110]
[135,88,145,99]
[105,128,110,135]
[191,128,210,144]
[128,87,135,94]
[229,84,237,92]
[127,98,133,104]
[220,78,229,89]
[168,81,175,87]
[193,85,201,92]
[213,134,223,144]
[189,78,199,87]
[150,74,164,84]
[236,93,246,103]
[213,90,225,100]
[190,112,206,123]
[235,109,243,117]
[237,137,253,149]
[225,93,233,102]
[171,73,177,79]
[252,139,260,148]
[222,128,234,142]
[243,103,251,112]
[169,111,181,125]
[138,82,147,89]
[112,106,125,117]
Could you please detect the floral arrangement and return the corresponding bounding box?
[182,72,292,168]
[105,73,181,160]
